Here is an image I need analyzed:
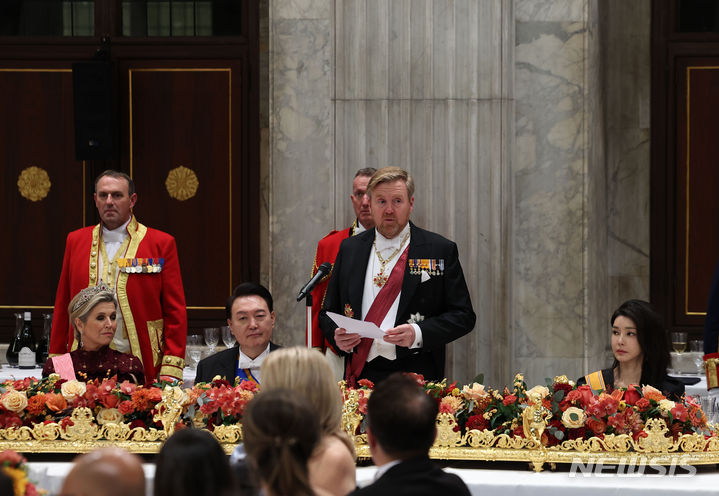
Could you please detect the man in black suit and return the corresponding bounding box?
[195,282,280,384]
[349,373,471,496]
[319,167,475,385]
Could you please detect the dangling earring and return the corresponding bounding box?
[78,331,83,349]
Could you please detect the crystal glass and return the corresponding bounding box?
[187,334,203,369]
[671,331,688,353]
[203,327,219,354]
[221,325,235,348]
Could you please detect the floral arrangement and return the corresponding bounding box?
[0,450,40,496]
[0,375,258,434]
[346,373,714,446]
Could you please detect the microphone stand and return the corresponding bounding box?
[304,292,313,349]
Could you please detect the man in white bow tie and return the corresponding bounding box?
[195,282,280,385]
[319,167,475,386]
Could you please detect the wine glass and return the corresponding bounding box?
[221,325,235,349]
[671,331,688,354]
[203,327,220,355]
[187,334,203,369]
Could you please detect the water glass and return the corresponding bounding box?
[221,325,235,348]
[187,334,203,369]
[204,327,220,353]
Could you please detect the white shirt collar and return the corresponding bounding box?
[374,222,410,252]
[373,460,402,481]
[238,343,271,369]
[354,221,367,235]
[102,217,131,243]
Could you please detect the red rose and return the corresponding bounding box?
[45,393,67,412]
[129,419,146,430]
[632,430,648,441]
[575,385,594,407]
[624,385,641,406]
[585,417,606,435]
[100,393,120,409]
[465,414,488,431]
[503,394,517,406]
[0,413,22,429]
[553,382,573,397]
[513,425,525,438]
[118,400,135,415]
[568,427,587,440]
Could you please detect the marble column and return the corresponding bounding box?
[514,0,608,385]
[268,0,514,385]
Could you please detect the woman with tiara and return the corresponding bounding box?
[42,283,145,384]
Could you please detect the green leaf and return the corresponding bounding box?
[553,390,565,402]
[471,373,485,385]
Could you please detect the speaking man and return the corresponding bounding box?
[319,167,475,385]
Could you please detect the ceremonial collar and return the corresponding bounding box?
[238,343,271,369]
[102,217,131,243]
[374,223,410,252]
[353,219,368,236]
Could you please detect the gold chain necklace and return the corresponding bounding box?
[373,231,410,288]
[99,235,131,288]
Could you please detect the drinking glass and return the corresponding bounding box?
[204,327,220,354]
[187,334,203,369]
[690,340,704,352]
[671,331,688,353]
[221,325,235,348]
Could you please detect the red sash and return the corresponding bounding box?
[346,245,410,387]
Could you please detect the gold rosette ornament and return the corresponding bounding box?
[165,166,199,201]
[17,166,51,201]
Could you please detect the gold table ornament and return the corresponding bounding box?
[17,166,51,202]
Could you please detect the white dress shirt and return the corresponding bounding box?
[238,344,271,383]
[362,223,423,362]
[100,217,131,353]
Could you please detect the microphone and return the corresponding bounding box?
[297,262,332,301]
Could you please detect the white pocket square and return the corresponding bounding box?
[420,270,431,283]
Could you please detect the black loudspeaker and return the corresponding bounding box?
[73,61,116,160]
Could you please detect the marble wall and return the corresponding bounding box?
[264,0,650,387]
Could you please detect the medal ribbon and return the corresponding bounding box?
[346,244,410,387]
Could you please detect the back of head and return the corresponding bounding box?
[367,373,438,459]
[154,428,234,496]
[611,299,670,387]
[62,448,145,496]
[242,389,320,496]
[261,347,342,435]
[226,282,274,318]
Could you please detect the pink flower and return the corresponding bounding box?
[119,380,138,395]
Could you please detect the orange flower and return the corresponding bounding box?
[641,385,666,402]
[26,394,47,416]
[131,389,151,411]
[45,393,67,412]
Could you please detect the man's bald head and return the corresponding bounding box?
[61,448,145,496]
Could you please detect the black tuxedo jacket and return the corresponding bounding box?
[349,456,471,496]
[194,342,280,384]
[319,223,475,380]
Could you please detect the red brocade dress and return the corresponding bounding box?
[42,346,145,384]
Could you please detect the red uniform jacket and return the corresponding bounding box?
[310,223,357,351]
[50,216,187,382]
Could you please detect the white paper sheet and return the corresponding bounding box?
[326,311,386,339]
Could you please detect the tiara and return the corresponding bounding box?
[72,281,114,312]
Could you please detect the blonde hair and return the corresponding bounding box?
[367,166,415,199]
[261,347,353,453]
[68,287,117,343]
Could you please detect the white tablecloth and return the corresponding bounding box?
[27,462,719,496]
[356,464,719,496]
[0,365,197,385]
